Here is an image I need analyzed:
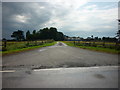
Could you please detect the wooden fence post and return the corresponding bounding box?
[103,41,105,47]
[2,39,7,51]
[27,41,29,46]
[74,41,75,45]
[4,40,7,48]
[42,40,43,44]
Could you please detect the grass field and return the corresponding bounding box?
[63,41,120,54]
[1,40,56,56]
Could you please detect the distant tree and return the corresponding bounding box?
[32,30,36,35]
[2,38,6,41]
[102,37,106,41]
[11,30,25,41]
[56,32,64,41]
[98,38,101,41]
[117,19,120,42]
[94,37,98,41]
[25,27,65,41]
[102,37,117,42]
[49,27,57,40]
[116,30,120,42]
[86,37,91,41]
[91,35,93,39]
[40,27,49,40]
[32,30,37,40]
[26,30,31,41]
[39,27,58,40]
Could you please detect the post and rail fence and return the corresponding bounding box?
[1,39,54,51]
[70,40,120,50]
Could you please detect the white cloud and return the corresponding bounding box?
[49,0,90,9]
[102,25,114,29]
[43,3,118,33]
[14,15,30,23]
[3,1,118,39]
[84,5,97,10]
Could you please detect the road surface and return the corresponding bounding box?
[2,42,118,70]
[2,66,119,88]
[1,42,119,88]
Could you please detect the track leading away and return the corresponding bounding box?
[2,42,118,70]
[2,42,119,88]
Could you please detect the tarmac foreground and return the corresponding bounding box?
[2,66,119,88]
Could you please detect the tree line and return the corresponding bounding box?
[10,27,65,41]
[85,36,118,42]
[2,24,120,42]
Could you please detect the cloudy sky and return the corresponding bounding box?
[2,0,118,39]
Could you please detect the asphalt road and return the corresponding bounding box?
[2,66,119,88]
[2,42,118,70]
[1,42,119,88]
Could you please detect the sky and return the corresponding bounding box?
[1,0,119,39]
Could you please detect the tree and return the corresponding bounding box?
[94,37,98,41]
[32,30,37,40]
[40,27,49,40]
[11,30,25,41]
[49,27,57,40]
[26,30,31,41]
[32,30,36,35]
[102,37,106,41]
[39,27,58,40]
[117,19,120,42]
[25,27,65,41]
[91,35,93,38]
[56,32,64,41]
[116,30,120,42]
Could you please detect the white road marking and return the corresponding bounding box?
[1,66,118,72]
[48,46,58,48]
[38,49,46,52]
[34,68,62,71]
[0,70,16,72]
[33,66,119,71]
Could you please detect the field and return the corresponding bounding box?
[63,41,120,54]
[1,40,55,55]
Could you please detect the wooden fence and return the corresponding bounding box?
[1,39,54,51]
[68,41,120,50]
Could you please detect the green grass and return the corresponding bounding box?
[1,42,56,56]
[63,41,120,54]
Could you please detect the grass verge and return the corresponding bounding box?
[63,41,119,54]
[1,42,56,56]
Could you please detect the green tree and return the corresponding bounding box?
[56,32,64,41]
[49,27,57,40]
[116,30,120,42]
[25,27,65,41]
[39,27,49,40]
[26,30,31,41]
[32,30,37,40]
[11,30,25,41]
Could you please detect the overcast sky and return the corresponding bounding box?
[2,0,118,39]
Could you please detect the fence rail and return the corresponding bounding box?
[67,41,120,50]
[1,39,54,51]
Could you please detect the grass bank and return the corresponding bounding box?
[1,42,56,56]
[63,41,119,54]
